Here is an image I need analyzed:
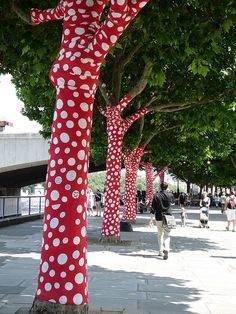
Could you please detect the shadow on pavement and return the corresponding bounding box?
[89,265,204,314]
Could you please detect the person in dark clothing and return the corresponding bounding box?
[95,189,103,217]
[179,192,186,207]
[151,182,174,260]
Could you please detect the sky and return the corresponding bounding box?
[0,74,41,133]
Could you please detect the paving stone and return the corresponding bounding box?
[0,210,236,314]
[0,287,25,294]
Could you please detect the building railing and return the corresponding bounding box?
[0,196,45,219]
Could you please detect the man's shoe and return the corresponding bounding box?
[163,250,168,260]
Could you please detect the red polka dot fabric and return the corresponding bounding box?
[122,147,145,221]
[30,0,150,306]
[144,162,154,207]
[98,98,149,237]
[144,163,169,206]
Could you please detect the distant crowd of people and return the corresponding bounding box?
[87,185,236,261]
[86,188,104,217]
[150,185,236,261]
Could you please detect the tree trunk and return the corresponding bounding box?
[26,0,150,309]
[186,181,191,194]
[29,299,88,313]
[122,147,144,221]
[101,127,124,239]
[144,162,154,207]
[159,171,165,184]
[122,168,138,221]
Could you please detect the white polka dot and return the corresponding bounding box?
[68,158,76,166]
[41,262,49,273]
[78,118,87,129]
[62,196,68,202]
[59,296,67,304]
[53,238,60,247]
[57,99,63,109]
[65,282,73,291]
[55,176,62,184]
[61,111,68,119]
[60,271,67,278]
[76,177,82,185]
[59,225,65,233]
[72,67,82,75]
[63,237,69,244]
[79,257,85,266]
[45,283,52,291]
[81,226,86,237]
[75,27,85,35]
[54,282,60,289]
[66,120,74,128]
[110,35,117,43]
[102,43,109,51]
[52,204,60,210]
[57,253,68,265]
[75,273,84,284]
[50,218,59,229]
[60,212,66,218]
[60,133,70,143]
[67,99,75,107]
[73,236,80,245]
[77,205,83,213]
[50,160,56,167]
[72,250,80,259]
[51,190,59,201]
[69,264,75,271]
[78,150,85,160]
[73,293,83,305]
[75,219,80,225]
[66,170,77,181]
[80,102,89,111]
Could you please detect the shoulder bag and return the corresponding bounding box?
[162,213,176,229]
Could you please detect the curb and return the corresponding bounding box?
[0,213,43,228]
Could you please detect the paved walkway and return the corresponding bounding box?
[0,208,236,313]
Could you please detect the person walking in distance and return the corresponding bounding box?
[95,189,103,217]
[224,192,236,232]
[151,182,175,260]
[220,192,227,214]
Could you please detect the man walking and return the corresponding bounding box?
[151,182,174,260]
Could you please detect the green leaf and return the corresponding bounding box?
[21,45,30,56]
[222,19,233,33]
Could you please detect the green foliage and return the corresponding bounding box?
[0,0,235,186]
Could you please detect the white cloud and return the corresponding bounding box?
[0,74,42,133]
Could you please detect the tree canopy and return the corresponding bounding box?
[0,0,235,186]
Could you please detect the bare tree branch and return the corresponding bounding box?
[230,156,236,170]
[112,44,142,104]
[145,96,158,108]
[119,43,143,69]
[98,79,111,105]
[149,102,191,112]
[129,61,153,98]
[11,0,33,25]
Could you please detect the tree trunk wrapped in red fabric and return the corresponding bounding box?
[144,162,169,205]
[12,0,150,310]
[97,100,149,237]
[122,147,146,221]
